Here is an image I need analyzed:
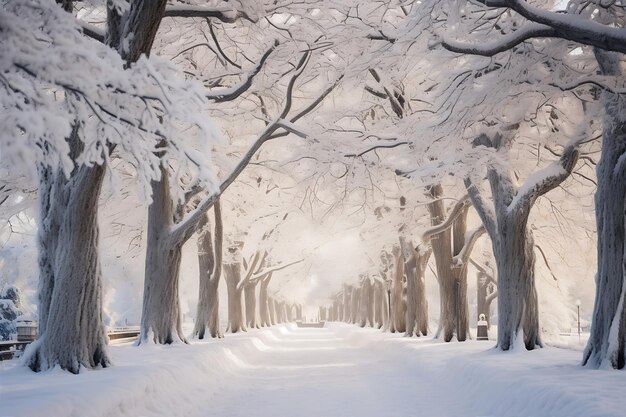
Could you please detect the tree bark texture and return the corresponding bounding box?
[27,160,109,373]
[193,200,223,339]
[140,166,187,344]
[493,220,540,350]
[583,49,626,370]
[426,185,469,342]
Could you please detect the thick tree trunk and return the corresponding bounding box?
[244,281,259,329]
[427,185,454,341]
[140,167,186,344]
[451,206,471,341]
[27,162,109,373]
[193,201,223,339]
[583,49,626,370]
[225,262,246,333]
[259,275,273,327]
[286,303,294,322]
[296,305,303,321]
[493,219,541,350]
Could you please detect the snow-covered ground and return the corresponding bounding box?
[1,323,623,417]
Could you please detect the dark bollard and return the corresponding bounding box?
[477,314,489,341]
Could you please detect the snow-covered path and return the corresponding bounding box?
[2,323,625,417]
[201,326,461,417]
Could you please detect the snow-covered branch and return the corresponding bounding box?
[344,141,409,158]
[422,195,471,242]
[463,178,497,237]
[462,0,626,54]
[163,5,253,23]
[249,259,305,283]
[207,41,278,103]
[452,225,486,267]
[441,23,556,57]
[169,50,340,244]
[80,21,105,43]
[508,142,580,214]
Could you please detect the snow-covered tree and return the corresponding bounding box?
[439,0,625,366]
[3,0,219,373]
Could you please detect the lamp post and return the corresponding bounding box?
[575,299,581,342]
[385,279,392,327]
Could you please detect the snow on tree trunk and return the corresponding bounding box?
[451,205,471,341]
[583,49,626,370]
[493,219,541,350]
[426,185,469,342]
[225,262,246,333]
[244,281,259,329]
[27,161,110,373]
[259,274,273,327]
[464,131,578,350]
[193,201,223,339]
[34,165,62,342]
[140,167,186,344]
